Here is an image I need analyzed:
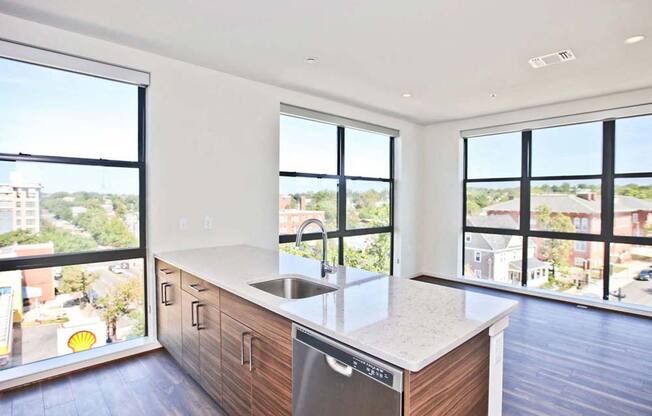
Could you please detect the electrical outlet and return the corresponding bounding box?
[179,217,188,231]
[204,216,213,230]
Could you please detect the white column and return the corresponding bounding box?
[488,316,509,416]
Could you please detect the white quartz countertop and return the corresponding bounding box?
[155,245,517,372]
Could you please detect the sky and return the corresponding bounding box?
[467,117,652,179]
[0,57,139,194]
[279,115,391,194]
[0,161,139,195]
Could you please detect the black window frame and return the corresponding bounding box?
[279,117,395,275]
[0,59,148,332]
[463,114,652,301]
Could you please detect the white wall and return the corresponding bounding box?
[0,12,425,277]
[421,87,652,278]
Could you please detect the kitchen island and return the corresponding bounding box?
[154,245,517,416]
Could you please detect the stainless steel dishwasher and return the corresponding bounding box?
[292,324,403,416]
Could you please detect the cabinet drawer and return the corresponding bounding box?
[181,271,220,307]
[155,259,180,287]
[221,291,291,351]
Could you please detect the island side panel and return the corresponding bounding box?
[403,330,490,416]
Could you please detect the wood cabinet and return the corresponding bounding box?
[178,271,223,404]
[181,290,201,381]
[403,330,490,416]
[251,330,292,416]
[219,294,293,416]
[155,259,293,415]
[221,313,253,416]
[199,303,222,404]
[155,260,182,362]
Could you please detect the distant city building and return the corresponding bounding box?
[481,192,652,269]
[465,215,548,285]
[0,182,42,234]
[124,212,139,237]
[0,242,55,304]
[279,195,326,234]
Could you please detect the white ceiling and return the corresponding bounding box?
[1,0,651,124]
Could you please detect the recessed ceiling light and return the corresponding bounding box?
[624,35,645,44]
[305,57,319,64]
[489,92,497,98]
[401,92,412,98]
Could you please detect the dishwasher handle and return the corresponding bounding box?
[325,355,353,377]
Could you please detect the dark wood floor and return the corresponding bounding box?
[0,349,225,416]
[417,276,652,416]
[1,277,651,416]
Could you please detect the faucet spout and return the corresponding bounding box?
[296,218,335,278]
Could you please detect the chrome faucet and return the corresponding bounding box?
[296,218,335,278]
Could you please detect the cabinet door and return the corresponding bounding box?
[166,287,183,362]
[198,304,221,404]
[252,334,292,416]
[221,313,253,416]
[156,274,170,347]
[181,290,200,381]
[155,260,182,361]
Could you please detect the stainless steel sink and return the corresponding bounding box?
[250,275,336,299]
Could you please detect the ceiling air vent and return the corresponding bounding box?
[528,49,576,69]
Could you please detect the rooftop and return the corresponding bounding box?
[484,194,652,215]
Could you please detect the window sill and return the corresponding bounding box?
[0,337,161,390]
[419,273,652,318]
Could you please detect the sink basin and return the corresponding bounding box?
[250,275,337,299]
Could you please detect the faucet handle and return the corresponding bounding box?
[323,261,336,274]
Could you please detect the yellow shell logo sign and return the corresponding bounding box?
[67,330,97,353]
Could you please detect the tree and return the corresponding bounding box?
[97,277,143,342]
[343,234,390,274]
[40,222,97,253]
[128,308,146,338]
[0,229,40,246]
[535,205,574,276]
[58,265,99,303]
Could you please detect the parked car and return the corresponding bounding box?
[636,269,651,281]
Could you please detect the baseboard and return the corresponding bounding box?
[417,271,652,319]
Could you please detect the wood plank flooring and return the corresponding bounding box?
[1,277,651,415]
[0,350,225,416]
[416,276,652,416]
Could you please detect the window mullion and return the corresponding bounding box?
[520,131,532,286]
[337,126,346,266]
[601,120,616,300]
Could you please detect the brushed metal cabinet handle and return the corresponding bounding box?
[196,304,204,330]
[188,283,206,293]
[159,268,174,275]
[240,331,252,366]
[190,300,199,327]
[161,283,171,305]
[160,282,166,305]
[247,334,255,372]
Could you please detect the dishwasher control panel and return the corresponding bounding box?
[294,325,401,390]
[351,357,394,385]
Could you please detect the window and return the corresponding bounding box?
[574,241,587,252]
[0,54,146,371]
[464,115,652,310]
[279,107,395,275]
